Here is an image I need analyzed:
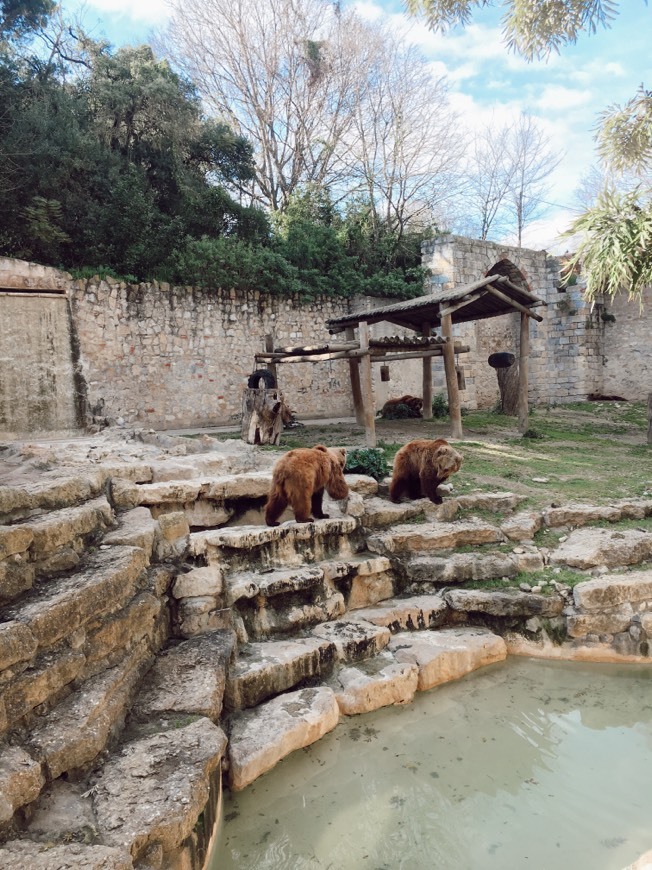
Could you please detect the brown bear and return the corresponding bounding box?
[389,438,463,505]
[380,394,423,418]
[264,445,349,526]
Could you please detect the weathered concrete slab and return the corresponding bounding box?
[225,637,336,710]
[93,718,226,861]
[132,630,236,722]
[368,519,504,554]
[228,686,339,791]
[312,619,390,662]
[444,588,564,618]
[346,595,448,633]
[331,651,419,715]
[550,528,652,570]
[388,627,506,691]
[0,745,44,822]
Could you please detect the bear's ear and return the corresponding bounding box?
[329,447,347,468]
[314,445,329,454]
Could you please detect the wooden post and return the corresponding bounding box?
[422,322,433,420]
[648,393,652,445]
[518,311,530,433]
[264,334,278,387]
[346,327,364,425]
[358,320,376,447]
[441,313,463,439]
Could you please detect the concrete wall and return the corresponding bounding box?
[0,293,80,436]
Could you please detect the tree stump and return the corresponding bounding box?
[488,352,519,415]
[241,388,285,445]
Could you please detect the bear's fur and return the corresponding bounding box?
[380,394,423,418]
[389,438,463,505]
[264,445,349,526]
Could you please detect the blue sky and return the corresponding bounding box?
[63,0,651,252]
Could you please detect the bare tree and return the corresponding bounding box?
[507,112,562,246]
[349,31,465,248]
[158,0,375,212]
[460,122,516,241]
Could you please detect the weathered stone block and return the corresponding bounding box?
[388,627,506,691]
[551,528,652,570]
[102,507,157,562]
[0,841,134,869]
[4,648,86,726]
[84,592,162,676]
[172,565,223,599]
[332,651,419,715]
[0,745,44,822]
[312,619,390,662]
[132,630,236,722]
[444,588,564,618]
[0,557,36,602]
[566,604,634,638]
[573,570,652,611]
[368,519,504,554]
[347,571,394,610]
[93,718,226,860]
[27,496,114,559]
[228,686,339,791]
[347,595,448,633]
[0,524,33,559]
[0,620,38,671]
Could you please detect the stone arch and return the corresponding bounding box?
[484,258,532,292]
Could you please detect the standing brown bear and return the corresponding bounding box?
[389,438,463,505]
[265,445,349,526]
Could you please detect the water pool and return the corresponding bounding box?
[212,658,652,870]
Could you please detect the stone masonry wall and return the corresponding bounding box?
[69,279,423,430]
[600,284,652,400]
[422,236,607,408]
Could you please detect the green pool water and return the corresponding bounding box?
[212,657,652,870]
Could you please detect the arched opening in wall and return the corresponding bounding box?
[485,259,532,293]
[483,259,530,415]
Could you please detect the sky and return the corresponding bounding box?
[63,0,651,253]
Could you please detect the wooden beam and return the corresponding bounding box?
[346,327,365,427]
[422,322,433,420]
[518,311,530,433]
[485,284,544,322]
[494,274,545,304]
[441,312,463,439]
[358,321,376,447]
[439,290,489,320]
[370,344,470,363]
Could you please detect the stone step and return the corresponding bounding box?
[0,472,106,524]
[361,497,431,529]
[190,516,360,572]
[131,630,236,724]
[0,840,133,869]
[403,548,544,588]
[329,650,419,715]
[91,717,226,866]
[225,565,326,606]
[227,686,339,791]
[311,619,391,662]
[241,591,345,640]
[368,518,505,555]
[387,627,507,691]
[225,637,336,711]
[111,471,272,511]
[27,642,153,780]
[102,507,158,563]
[543,498,652,529]
[345,594,448,633]
[2,545,147,652]
[550,527,652,570]
[444,587,565,618]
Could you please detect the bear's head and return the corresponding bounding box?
[432,441,463,480]
[315,445,349,500]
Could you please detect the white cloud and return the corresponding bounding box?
[535,85,593,112]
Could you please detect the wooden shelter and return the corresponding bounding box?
[254,273,545,446]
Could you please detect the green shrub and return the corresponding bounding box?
[345,447,390,481]
[432,394,449,418]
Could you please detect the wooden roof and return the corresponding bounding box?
[327,275,546,333]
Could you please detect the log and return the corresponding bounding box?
[441,313,463,439]
[347,326,365,426]
[358,321,377,447]
[422,322,433,420]
[518,312,530,433]
[241,388,285,445]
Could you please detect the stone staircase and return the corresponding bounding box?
[1,435,652,868]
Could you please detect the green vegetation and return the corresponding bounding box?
[345,447,391,481]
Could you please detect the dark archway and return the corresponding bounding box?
[485,259,532,293]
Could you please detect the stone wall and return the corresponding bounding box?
[0,293,80,437]
[422,236,607,408]
[69,279,422,430]
[600,284,652,400]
